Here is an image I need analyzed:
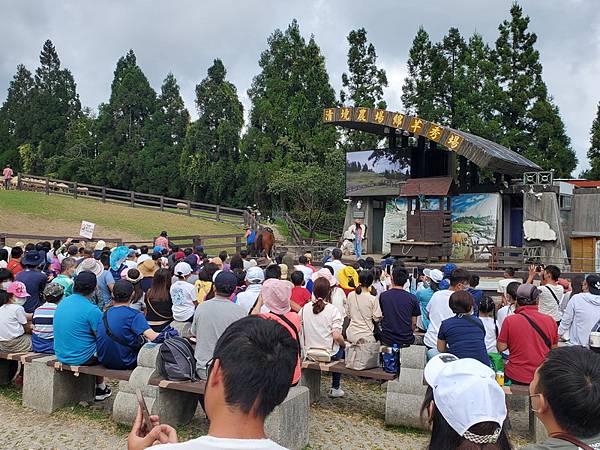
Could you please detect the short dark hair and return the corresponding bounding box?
[365,257,375,269]
[140,245,149,255]
[538,347,600,438]
[100,253,110,267]
[211,316,296,418]
[290,270,304,287]
[229,254,244,271]
[25,243,35,251]
[392,267,408,287]
[239,250,248,259]
[544,265,561,281]
[160,231,168,237]
[449,268,470,287]
[298,255,308,265]
[264,264,282,280]
[10,246,23,259]
[171,244,179,253]
[506,281,520,302]
[219,250,228,261]
[0,268,13,283]
[505,267,515,277]
[0,249,7,262]
[469,274,480,288]
[449,290,473,314]
[332,248,342,260]
[184,247,193,257]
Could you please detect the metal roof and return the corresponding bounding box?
[399,177,456,197]
[323,107,541,175]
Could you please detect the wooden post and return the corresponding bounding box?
[160,196,164,212]
[130,191,135,208]
[17,173,22,191]
[216,205,221,222]
[73,182,78,199]
[45,177,50,195]
[187,200,191,216]
[0,234,6,248]
[101,186,106,203]
[235,235,242,252]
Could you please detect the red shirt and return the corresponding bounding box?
[7,259,22,277]
[497,305,558,384]
[290,286,311,308]
[260,312,301,385]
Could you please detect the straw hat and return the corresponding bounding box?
[138,259,158,278]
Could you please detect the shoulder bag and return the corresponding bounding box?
[344,294,381,370]
[102,310,145,350]
[550,432,596,450]
[544,285,561,306]
[519,312,552,350]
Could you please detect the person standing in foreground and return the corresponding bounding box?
[558,274,600,347]
[523,346,600,449]
[128,316,295,449]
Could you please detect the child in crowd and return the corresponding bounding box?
[0,268,14,289]
[290,270,311,312]
[31,283,64,354]
[51,257,76,298]
[0,282,32,352]
[497,281,520,331]
[466,275,483,315]
[124,268,146,312]
[478,296,500,354]
[437,291,490,367]
[170,262,197,322]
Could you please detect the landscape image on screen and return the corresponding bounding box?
[346,150,410,196]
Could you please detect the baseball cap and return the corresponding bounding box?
[174,262,192,277]
[245,266,265,284]
[425,354,507,439]
[74,271,97,292]
[7,281,29,298]
[424,268,444,283]
[586,274,600,295]
[43,283,64,299]
[214,271,238,294]
[516,283,540,301]
[113,279,134,301]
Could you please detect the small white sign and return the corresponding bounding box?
[79,221,95,239]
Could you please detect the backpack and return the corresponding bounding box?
[157,336,198,381]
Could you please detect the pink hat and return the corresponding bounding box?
[261,278,293,315]
[7,281,29,298]
[311,268,337,287]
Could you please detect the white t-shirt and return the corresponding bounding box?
[300,302,343,356]
[330,287,346,319]
[153,435,286,449]
[137,254,152,264]
[497,278,521,294]
[124,260,137,269]
[424,290,453,348]
[235,284,268,314]
[324,259,345,279]
[480,316,499,353]
[497,304,516,332]
[294,265,313,284]
[538,284,564,321]
[0,303,28,341]
[170,280,197,321]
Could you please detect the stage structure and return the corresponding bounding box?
[324,106,574,268]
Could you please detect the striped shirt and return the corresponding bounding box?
[32,302,58,339]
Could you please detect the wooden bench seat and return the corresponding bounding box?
[0,351,50,363]
[503,384,530,395]
[301,360,396,381]
[48,360,133,381]
[149,378,206,394]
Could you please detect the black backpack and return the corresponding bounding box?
[157,337,198,382]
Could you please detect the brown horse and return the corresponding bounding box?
[253,227,275,257]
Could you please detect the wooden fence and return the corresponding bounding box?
[0,233,246,254]
[13,173,249,225]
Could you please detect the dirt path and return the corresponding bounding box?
[0,396,126,449]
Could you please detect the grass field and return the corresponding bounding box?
[0,190,241,243]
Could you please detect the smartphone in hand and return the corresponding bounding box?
[136,389,153,433]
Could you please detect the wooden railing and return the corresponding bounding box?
[13,173,249,225]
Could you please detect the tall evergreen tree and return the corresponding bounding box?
[94,50,156,189]
[583,102,600,180]
[180,59,243,204]
[29,40,81,166]
[437,27,467,128]
[340,28,388,150]
[495,4,576,176]
[135,73,189,196]
[242,20,338,210]
[0,64,34,169]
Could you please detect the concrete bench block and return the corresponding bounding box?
[300,368,321,404]
[533,413,548,443]
[137,343,161,368]
[394,368,427,395]
[170,321,193,338]
[385,388,428,429]
[23,356,95,413]
[265,386,310,450]
[400,345,426,370]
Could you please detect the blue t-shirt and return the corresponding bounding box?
[54,294,102,365]
[96,306,150,370]
[379,289,421,346]
[15,269,48,313]
[96,270,115,308]
[466,288,483,315]
[416,287,435,330]
[438,315,491,366]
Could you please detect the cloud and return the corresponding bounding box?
[1,0,599,173]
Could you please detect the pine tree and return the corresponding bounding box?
[134,73,189,196]
[437,28,467,128]
[29,40,81,166]
[495,4,576,175]
[242,20,338,210]
[0,64,34,169]
[94,50,156,189]
[180,59,243,204]
[581,102,600,179]
[340,28,388,150]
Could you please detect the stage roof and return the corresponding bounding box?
[323,107,541,175]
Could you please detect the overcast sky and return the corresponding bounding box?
[1,0,599,174]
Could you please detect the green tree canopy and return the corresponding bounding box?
[581,102,600,179]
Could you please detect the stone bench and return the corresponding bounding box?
[114,344,310,450]
[503,384,548,443]
[0,351,49,384]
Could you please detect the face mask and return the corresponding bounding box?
[422,281,430,289]
[13,298,26,306]
[1,281,10,290]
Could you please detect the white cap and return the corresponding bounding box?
[424,268,444,283]
[424,354,506,438]
[245,266,264,284]
[212,269,222,283]
[174,262,192,277]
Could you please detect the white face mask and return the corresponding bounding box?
[1,281,10,290]
[13,297,26,306]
